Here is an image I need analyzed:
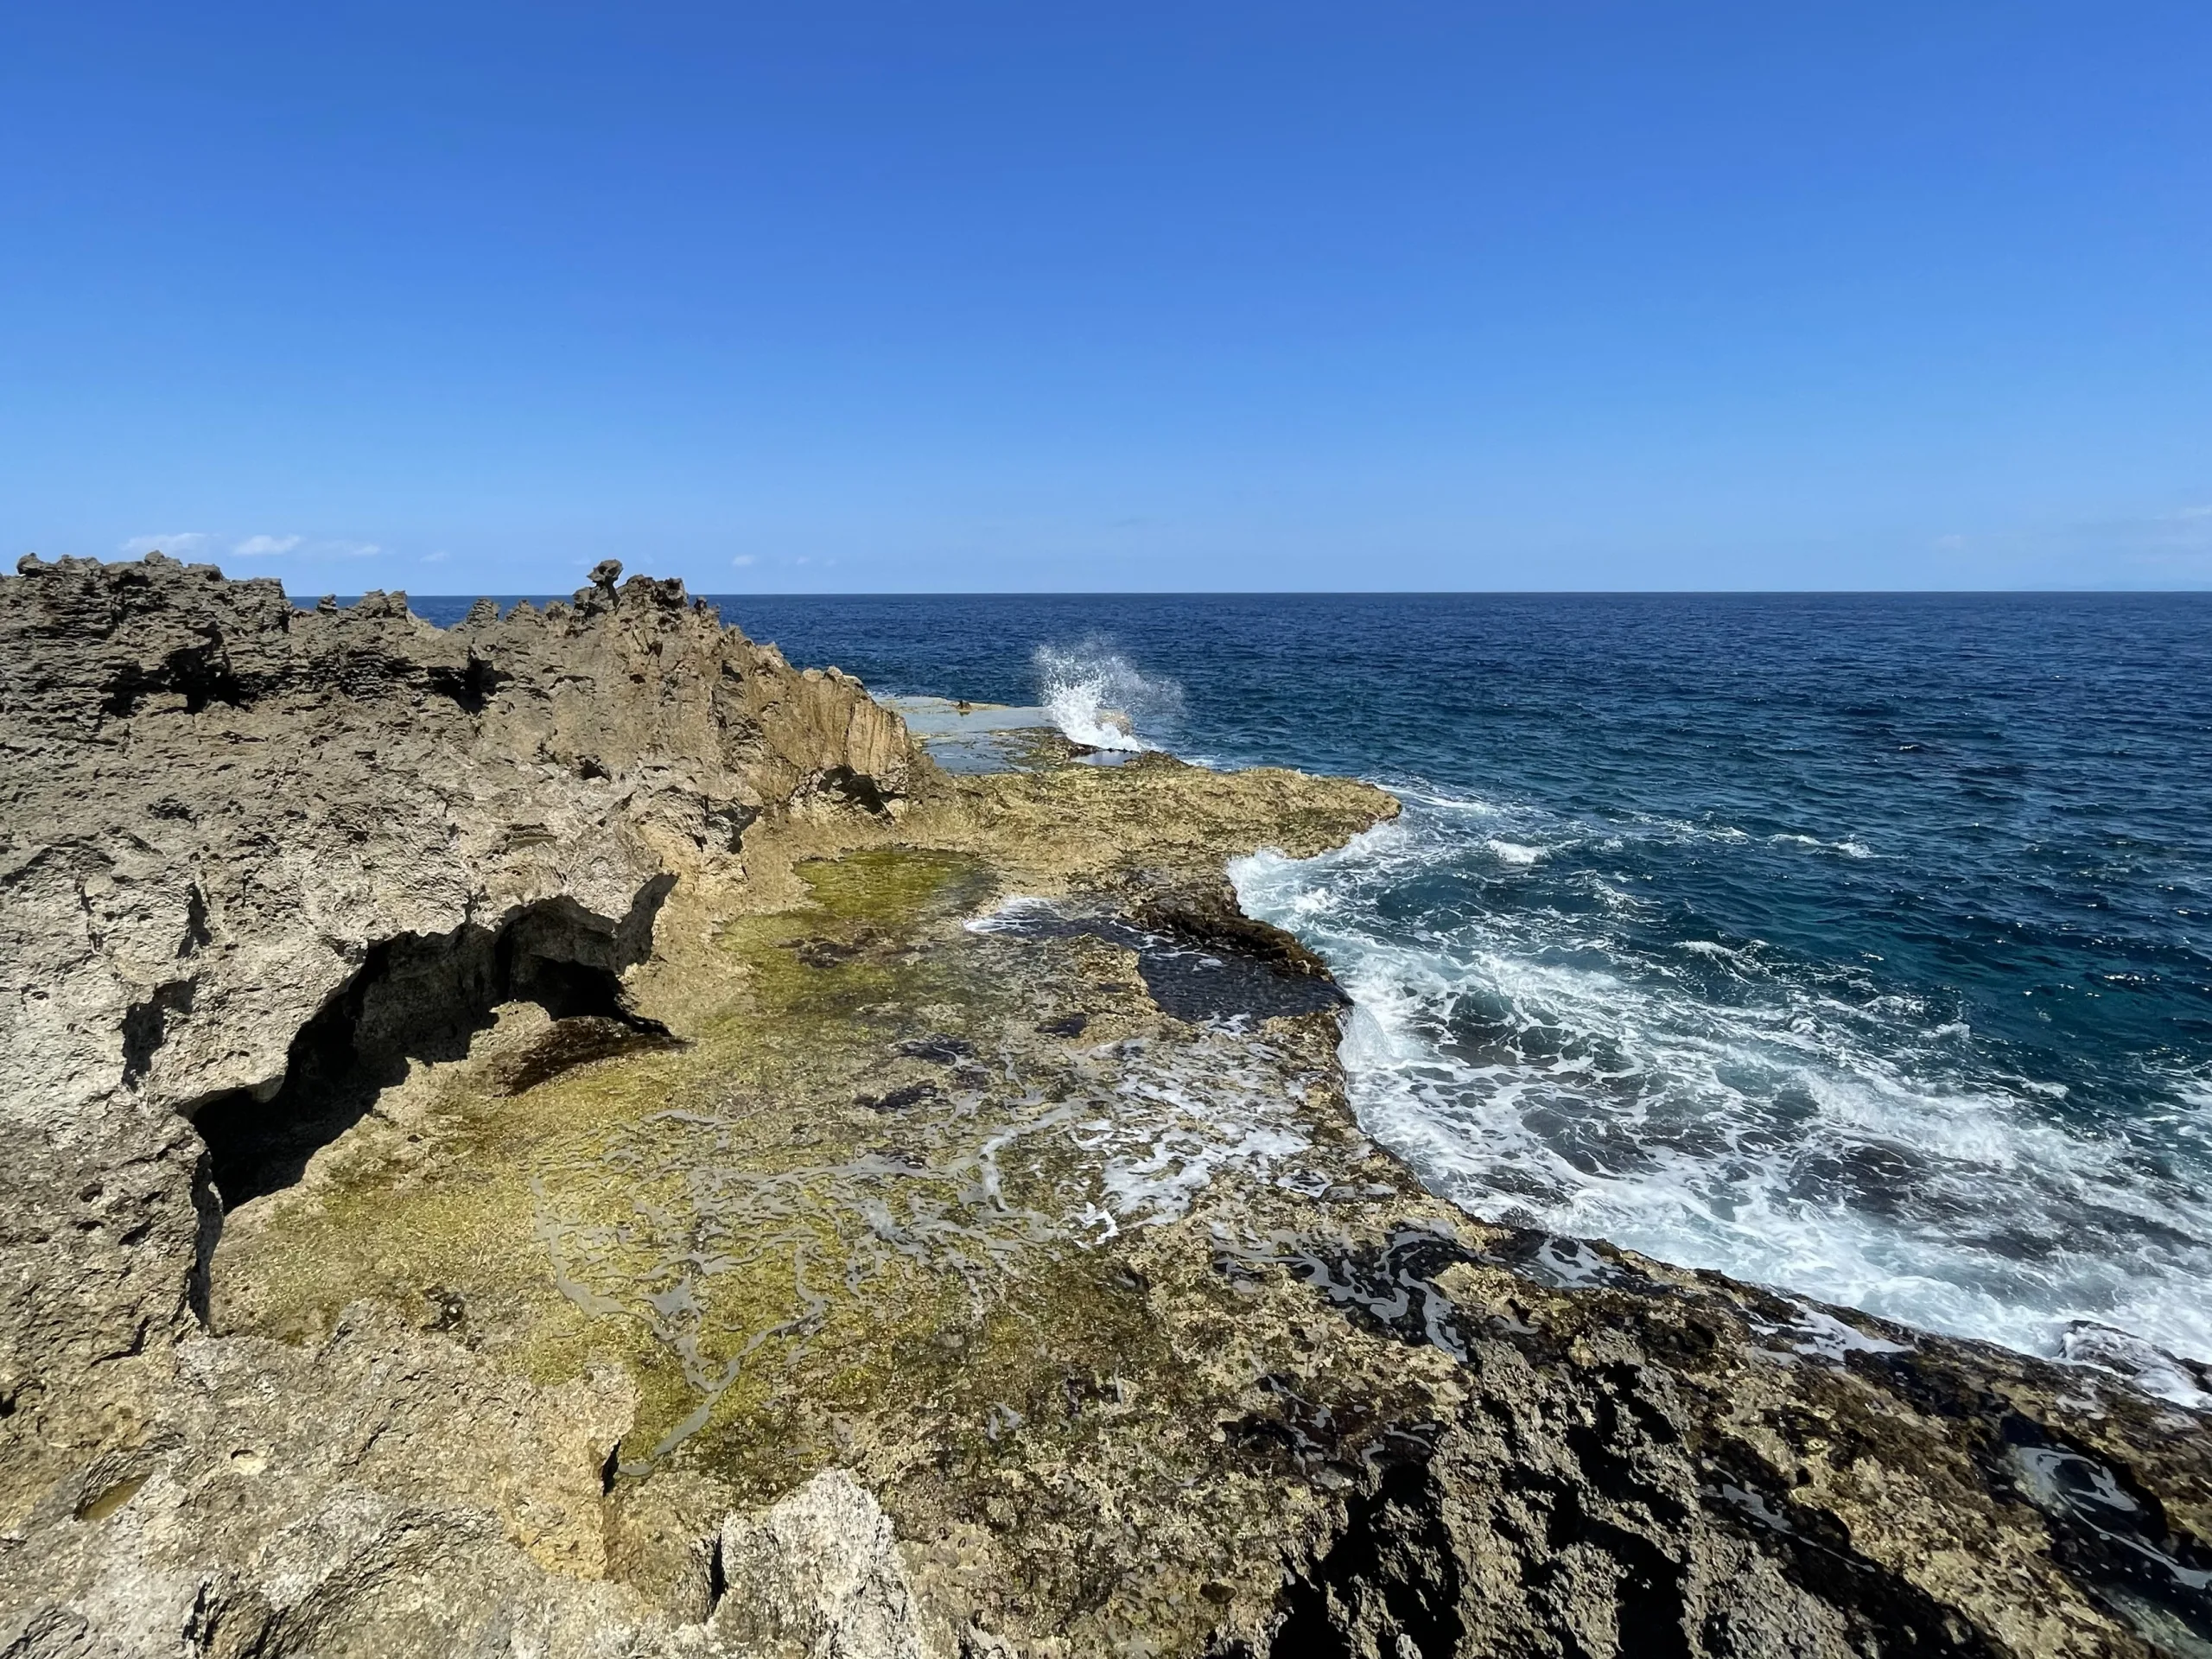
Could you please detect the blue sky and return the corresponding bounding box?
[3,3,2208,593]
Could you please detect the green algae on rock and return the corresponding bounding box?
[206,757,1413,1652]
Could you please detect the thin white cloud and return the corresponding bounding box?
[1932,533,1967,550]
[731,554,757,567]
[421,550,450,563]
[115,530,400,565]
[120,531,210,557]
[232,534,302,557]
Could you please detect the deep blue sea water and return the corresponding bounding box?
[401,591,2212,1368]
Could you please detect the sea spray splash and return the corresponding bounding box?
[1032,637,1183,752]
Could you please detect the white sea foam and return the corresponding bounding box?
[1231,808,2212,1370]
[1772,831,1876,859]
[1032,638,1183,752]
[1397,786,1506,815]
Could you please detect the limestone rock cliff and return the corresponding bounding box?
[0,553,917,1471]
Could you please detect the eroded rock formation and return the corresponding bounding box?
[3,557,2209,1659]
[0,553,913,1525]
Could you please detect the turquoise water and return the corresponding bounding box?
[411,592,2212,1367]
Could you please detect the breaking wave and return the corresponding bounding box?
[1234,803,2212,1374]
[1032,638,1183,752]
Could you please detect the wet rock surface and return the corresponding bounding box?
[966,895,1348,1022]
[3,559,2209,1659]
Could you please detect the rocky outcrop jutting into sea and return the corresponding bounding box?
[3,556,2209,1658]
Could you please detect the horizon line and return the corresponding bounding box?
[290,586,2212,601]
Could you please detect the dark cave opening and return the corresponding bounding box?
[816,765,891,815]
[188,877,676,1212]
[103,637,251,717]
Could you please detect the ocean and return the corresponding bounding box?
[405,590,2212,1370]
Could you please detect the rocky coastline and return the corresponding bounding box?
[3,555,2208,1658]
